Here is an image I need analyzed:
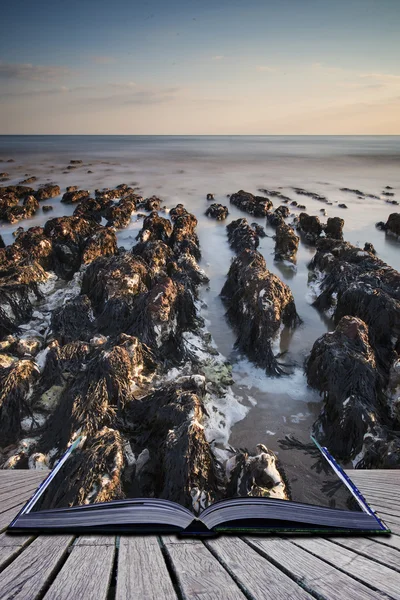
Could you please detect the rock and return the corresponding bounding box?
[170,204,187,221]
[7,159,15,163]
[297,213,323,244]
[275,205,290,219]
[66,186,78,192]
[266,211,284,229]
[0,235,5,249]
[206,193,215,200]
[307,316,381,461]
[297,204,306,210]
[205,203,229,220]
[386,213,400,238]
[105,197,136,229]
[382,191,395,197]
[274,223,299,263]
[226,218,259,253]
[138,196,161,211]
[51,295,96,344]
[251,223,266,237]
[340,188,379,200]
[19,176,37,184]
[81,228,118,265]
[70,160,83,164]
[221,249,300,374]
[35,184,61,201]
[61,189,90,204]
[0,173,8,178]
[42,205,53,212]
[226,444,290,500]
[258,188,292,202]
[320,209,327,216]
[136,211,173,243]
[23,195,40,217]
[0,185,35,198]
[291,187,327,202]
[338,203,348,209]
[230,190,273,217]
[325,217,344,240]
[364,242,376,254]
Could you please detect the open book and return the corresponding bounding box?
[8,437,389,536]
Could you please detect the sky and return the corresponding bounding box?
[0,0,399,134]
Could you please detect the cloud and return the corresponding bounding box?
[90,56,116,65]
[256,65,276,73]
[0,61,72,82]
[212,55,224,61]
[359,72,400,82]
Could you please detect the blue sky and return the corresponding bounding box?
[0,0,399,133]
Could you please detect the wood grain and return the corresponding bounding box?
[164,538,246,600]
[116,536,177,600]
[44,544,115,600]
[206,536,313,599]
[293,537,400,599]
[246,536,383,600]
[0,535,74,600]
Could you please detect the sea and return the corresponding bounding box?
[1,135,399,496]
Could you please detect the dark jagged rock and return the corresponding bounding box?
[206,193,215,200]
[266,211,284,229]
[35,184,61,201]
[61,189,90,204]
[170,212,200,260]
[251,223,266,237]
[226,444,290,499]
[70,160,82,164]
[0,235,5,249]
[230,190,273,217]
[138,196,161,211]
[292,188,327,202]
[297,204,306,210]
[290,201,298,207]
[23,195,40,217]
[325,217,344,240]
[382,191,395,197]
[81,228,118,265]
[364,242,376,255]
[19,176,37,185]
[105,197,136,229]
[0,359,39,445]
[66,186,78,192]
[126,378,222,511]
[307,316,383,462]
[136,211,172,243]
[0,192,19,220]
[338,203,348,209]
[385,213,400,238]
[258,189,292,203]
[226,218,259,253]
[340,188,380,199]
[275,205,290,219]
[297,212,323,244]
[169,204,187,221]
[221,249,300,375]
[309,238,400,381]
[205,203,229,221]
[0,185,35,198]
[274,223,299,263]
[51,295,96,344]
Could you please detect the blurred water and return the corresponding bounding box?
[1,135,399,479]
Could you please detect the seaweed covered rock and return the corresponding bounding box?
[274,222,299,263]
[266,210,284,229]
[297,213,324,244]
[81,228,118,265]
[35,184,61,201]
[126,378,222,511]
[0,185,35,199]
[73,197,104,223]
[50,295,96,344]
[230,190,273,217]
[226,218,259,253]
[105,197,136,229]
[205,203,229,221]
[226,444,290,499]
[221,249,300,374]
[136,211,173,243]
[309,238,400,380]
[138,196,161,211]
[306,316,382,461]
[325,217,344,240]
[61,189,90,204]
[170,211,200,260]
[0,359,39,445]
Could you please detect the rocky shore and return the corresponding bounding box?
[0,174,399,512]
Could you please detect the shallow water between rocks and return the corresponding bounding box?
[1,135,399,501]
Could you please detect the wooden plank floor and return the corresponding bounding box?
[0,470,399,599]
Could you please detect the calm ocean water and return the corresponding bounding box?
[1,135,399,493]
